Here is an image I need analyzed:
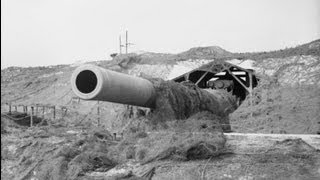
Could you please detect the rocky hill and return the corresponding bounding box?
[175,46,233,60]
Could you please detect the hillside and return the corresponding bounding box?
[2,39,320,180]
[231,39,320,61]
[1,39,320,134]
[101,39,320,68]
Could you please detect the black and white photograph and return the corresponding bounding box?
[1,0,320,179]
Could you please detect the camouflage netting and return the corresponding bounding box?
[8,130,120,180]
[1,116,226,180]
[147,79,237,131]
[112,79,235,166]
[118,112,227,164]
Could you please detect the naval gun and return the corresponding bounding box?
[71,62,257,117]
[71,64,156,108]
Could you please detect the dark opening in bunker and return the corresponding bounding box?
[172,64,259,106]
[76,70,98,94]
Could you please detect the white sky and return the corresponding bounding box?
[1,0,320,68]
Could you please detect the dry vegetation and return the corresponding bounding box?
[1,39,320,179]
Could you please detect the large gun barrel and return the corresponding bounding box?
[71,65,156,108]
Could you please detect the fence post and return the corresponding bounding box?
[61,107,68,118]
[30,106,34,127]
[53,106,56,120]
[248,71,253,118]
[8,103,12,115]
[42,106,45,119]
[97,101,100,126]
[113,133,116,141]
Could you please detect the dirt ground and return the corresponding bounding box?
[2,111,320,180]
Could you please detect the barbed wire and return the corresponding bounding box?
[57,89,73,101]
[1,113,31,121]
[1,103,280,133]
[76,102,100,125]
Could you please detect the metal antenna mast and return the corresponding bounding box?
[125,30,134,54]
[119,35,125,55]
[125,31,128,54]
[119,31,133,54]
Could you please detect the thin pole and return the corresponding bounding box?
[8,103,11,115]
[125,30,128,54]
[97,101,100,126]
[42,106,45,119]
[249,72,253,105]
[53,106,56,120]
[248,71,253,118]
[119,36,122,54]
[30,106,34,127]
[113,133,116,141]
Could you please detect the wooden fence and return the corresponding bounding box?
[3,101,126,140]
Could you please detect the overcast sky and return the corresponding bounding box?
[1,0,320,68]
